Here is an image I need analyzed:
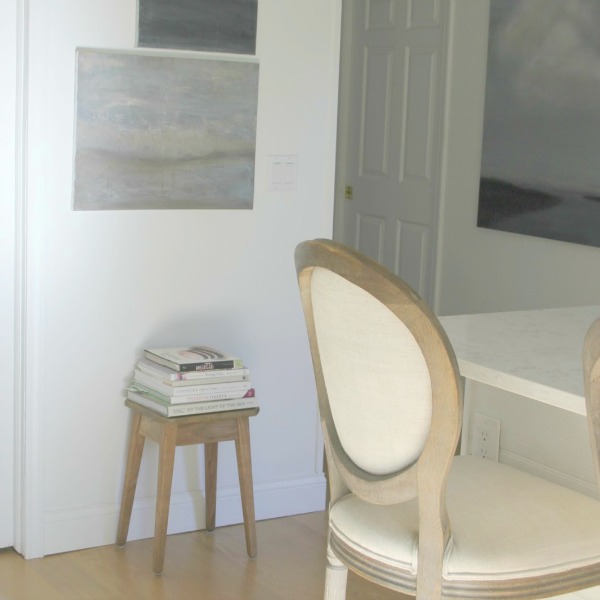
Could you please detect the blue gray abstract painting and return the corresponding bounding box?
[477,0,600,248]
[73,49,258,210]
[138,0,258,54]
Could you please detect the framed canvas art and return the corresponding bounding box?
[73,49,259,210]
[138,0,258,54]
[477,0,600,248]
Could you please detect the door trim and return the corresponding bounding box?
[0,0,18,551]
[13,0,45,558]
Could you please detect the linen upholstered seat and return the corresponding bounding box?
[295,238,600,600]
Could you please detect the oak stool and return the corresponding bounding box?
[117,399,259,573]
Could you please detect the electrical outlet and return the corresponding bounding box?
[470,413,501,461]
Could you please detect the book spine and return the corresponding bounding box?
[133,370,251,396]
[175,367,249,382]
[169,372,249,386]
[177,358,243,372]
[144,351,243,372]
[136,359,181,381]
[127,389,258,417]
[131,382,255,404]
[127,389,168,415]
[143,351,180,371]
[166,397,258,417]
[137,361,250,383]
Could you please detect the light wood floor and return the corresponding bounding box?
[0,511,410,600]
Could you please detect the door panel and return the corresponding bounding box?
[356,213,386,263]
[395,220,429,297]
[409,0,439,27]
[361,46,393,177]
[336,0,448,305]
[367,0,395,30]
[403,48,436,180]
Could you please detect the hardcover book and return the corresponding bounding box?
[132,369,252,397]
[129,382,255,405]
[136,358,250,384]
[144,346,244,372]
[127,388,258,417]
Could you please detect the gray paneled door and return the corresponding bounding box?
[336,0,449,305]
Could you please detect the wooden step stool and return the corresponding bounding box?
[117,399,259,573]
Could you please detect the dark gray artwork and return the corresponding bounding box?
[477,0,600,248]
[73,50,259,210]
[138,0,258,54]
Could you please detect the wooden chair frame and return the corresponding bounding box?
[296,239,462,598]
[295,238,600,600]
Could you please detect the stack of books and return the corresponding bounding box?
[126,346,257,417]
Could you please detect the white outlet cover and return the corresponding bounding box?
[471,412,501,461]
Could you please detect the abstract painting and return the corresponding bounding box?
[477,0,600,248]
[73,49,259,210]
[138,0,258,54]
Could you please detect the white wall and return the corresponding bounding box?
[19,0,341,557]
[436,0,600,316]
[1,0,17,550]
[439,6,600,598]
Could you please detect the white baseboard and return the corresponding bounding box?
[554,588,600,599]
[574,587,600,599]
[500,451,599,498]
[43,474,327,556]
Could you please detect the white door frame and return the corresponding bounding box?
[0,0,19,552]
[7,0,45,559]
[332,0,354,244]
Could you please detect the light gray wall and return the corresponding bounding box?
[436,0,600,316]
[14,0,341,556]
[0,0,17,549]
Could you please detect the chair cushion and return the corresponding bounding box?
[329,455,600,583]
[311,267,432,475]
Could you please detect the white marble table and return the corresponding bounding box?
[439,306,600,600]
[439,305,600,414]
[439,306,600,452]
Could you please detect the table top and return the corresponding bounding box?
[438,305,600,415]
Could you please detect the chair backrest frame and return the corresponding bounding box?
[295,240,463,555]
[584,317,600,492]
[297,244,600,599]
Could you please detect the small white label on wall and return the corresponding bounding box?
[267,155,298,192]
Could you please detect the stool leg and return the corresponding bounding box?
[117,412,145,547]
[204,442,218,532]
[153,422,177,575]
[235,416,257,558]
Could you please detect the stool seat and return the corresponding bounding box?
[117,399,259,574]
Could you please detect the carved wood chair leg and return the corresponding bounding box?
[204,441,218,532]
[324,544,348,600]
[153,422,178,575]
[116,412,145,547]
[235,416,257,558]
